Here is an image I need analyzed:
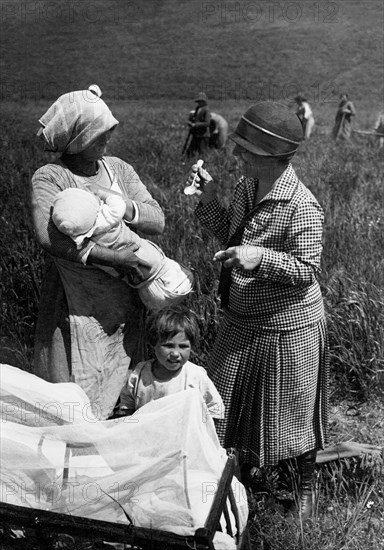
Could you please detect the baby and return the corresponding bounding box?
[119,307,224,420]
[52,187,194,311]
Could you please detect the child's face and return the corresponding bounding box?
[154,331,191,373]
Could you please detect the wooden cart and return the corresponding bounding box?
[0,454,251,550]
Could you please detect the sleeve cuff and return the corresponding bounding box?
[127,200,139,225]
[79,241,96,265]
[195,197,221,218]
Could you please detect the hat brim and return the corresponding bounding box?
[229,132,273,156]
[229,132,297,157]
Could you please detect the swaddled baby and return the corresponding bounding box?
[52,187,194,311]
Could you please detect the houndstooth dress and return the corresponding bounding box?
[195,165,329,468]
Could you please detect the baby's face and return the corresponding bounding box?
[154,331,191,373]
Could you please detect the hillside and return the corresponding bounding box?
[1,2,384,547]
[0,0,383,108]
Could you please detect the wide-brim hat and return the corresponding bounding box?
[229,101,303,157]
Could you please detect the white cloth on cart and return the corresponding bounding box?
[0,364,248,546]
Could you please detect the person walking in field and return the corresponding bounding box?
[294,94,315,139]
[209,112,229,149]
[332,93,356,140]
[187,101,329,521]
[31,85,165,420]
[186,92,211,156]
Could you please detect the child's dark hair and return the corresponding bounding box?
[146,306,200,348]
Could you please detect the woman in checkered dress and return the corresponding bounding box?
[190,101,329,520]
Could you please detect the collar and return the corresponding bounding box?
[243,164,299,204]
[268,164,299,201]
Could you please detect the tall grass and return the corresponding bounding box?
[0,100,383,548]
[1,100,383,390]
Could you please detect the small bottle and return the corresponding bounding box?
[184,160,204,195]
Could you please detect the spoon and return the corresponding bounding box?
[184,159,204,195]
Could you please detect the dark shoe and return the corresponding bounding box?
[297,449,317,522]
[239,462,258,489]
[298,490,313,521]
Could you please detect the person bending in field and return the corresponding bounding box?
[186,92,211,157]
[52,187,194,312]
[117,307,224,421]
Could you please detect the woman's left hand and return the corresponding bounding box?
[90,185,112,202]
[213,245,263,271]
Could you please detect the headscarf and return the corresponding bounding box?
[38,87,119,154]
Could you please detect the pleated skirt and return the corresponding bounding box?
[208,315,329,468]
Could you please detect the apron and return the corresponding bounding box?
[34,159,144,419]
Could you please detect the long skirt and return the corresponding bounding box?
[208,315,329,468]
[332,113,353,140]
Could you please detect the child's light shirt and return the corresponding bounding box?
[124,359,224,419]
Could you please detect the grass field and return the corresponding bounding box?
[1,0,384,548]
[1,0,383,105]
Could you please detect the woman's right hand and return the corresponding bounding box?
[89,184,135,222]
[87,244,140,270]
[90,185,111,203]
[187,163,217,203]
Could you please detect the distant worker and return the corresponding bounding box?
[185,92,211,157]
[294,94,315,140]
[184,109,228,154]
[209,112,229,149]
[373,111,384,148]
[332,93,356,140]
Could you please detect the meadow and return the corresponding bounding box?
[1,0,384,547]
[1,98,384,549]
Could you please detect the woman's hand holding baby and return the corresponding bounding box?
[91,184,135,222]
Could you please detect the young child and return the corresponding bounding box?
[119,307,224,420]
[52,187,194,311]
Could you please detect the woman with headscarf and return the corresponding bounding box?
[31,86,165,420]
[332,93,356,140]
[187,101,329,521]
